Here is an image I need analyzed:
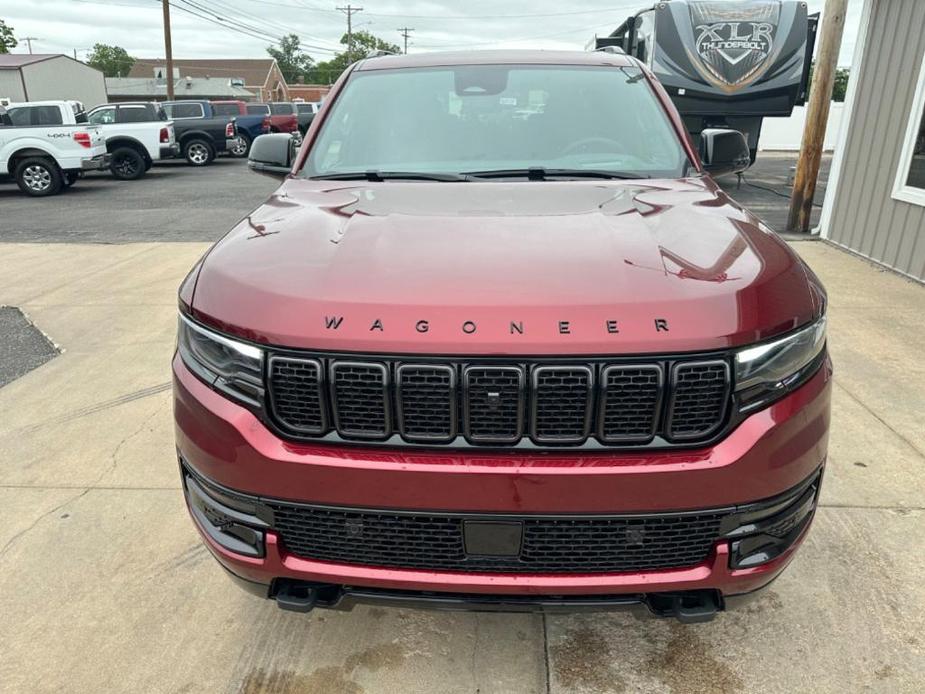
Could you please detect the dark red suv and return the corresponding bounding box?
[174,51,830,622]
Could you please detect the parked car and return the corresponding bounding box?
[210,100,271,157]
[161,100,237,166]
[0,102,109,196]
[243,102,299,135]
[175,50,830,622]
[294,101,321,136]
[74,101,180,180]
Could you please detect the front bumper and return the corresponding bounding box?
[174,353,831,612]
[80,153,111,171]
[159,143,180,160]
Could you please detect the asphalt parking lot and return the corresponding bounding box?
[1,155,923,693]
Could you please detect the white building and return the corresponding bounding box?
[0,54,108,109]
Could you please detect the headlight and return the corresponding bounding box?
[734,315,826,412]
[177,314,264,406]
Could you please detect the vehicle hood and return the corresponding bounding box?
[191,177,822,355]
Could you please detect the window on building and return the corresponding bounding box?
[893,50,925,206]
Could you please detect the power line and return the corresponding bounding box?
[397,26,414,55]
[21,37,40,54]
[257,0,639,21]
[336,5,363,63]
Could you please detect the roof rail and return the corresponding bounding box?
[595,45,625,55]
[367,49,398,58]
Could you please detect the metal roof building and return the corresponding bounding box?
[0,54,107,109]
[105,76,256,102]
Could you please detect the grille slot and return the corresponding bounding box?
[598,365,663,443]
[463,366,525,444]
[667,361,731,440]
[268,357,327,434]
[330,361,390,439]
[396,364,457,442]
[531,366,593,443]
[268,502,728,573]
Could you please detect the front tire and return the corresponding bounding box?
[110,146,146,180]
[15,157,63,197]
[183,139,214,166]
[229,134,251,158]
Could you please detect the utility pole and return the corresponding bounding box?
[397,27,414,54]
[337,5,363,63]
[21,37,39,54]
[162,0,175,100]
[787,0,848,232]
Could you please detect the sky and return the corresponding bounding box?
[2,0,864,68]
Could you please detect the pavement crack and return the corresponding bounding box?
[1,382,170,438]
[0,488,90,560]
[542,613,551,694]
[833,379,925,461]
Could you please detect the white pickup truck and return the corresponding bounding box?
[0,102,110,196]
[7,100,179,181]
[85,102,180,178]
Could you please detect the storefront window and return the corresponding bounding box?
[893,51,925,205]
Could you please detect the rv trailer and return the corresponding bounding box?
[594,0,818,163]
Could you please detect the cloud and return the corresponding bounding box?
[3,0,861,65]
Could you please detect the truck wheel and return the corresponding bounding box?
[229,135,251,158]
[63,171,80,188]
[110,146,146,180]
[14,157,63,197]
[184,139,214,166]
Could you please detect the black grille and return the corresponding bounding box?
[268,502,728,573]
[396,365,456,442]
[532,366,593,443]
[330,362,390,439]
[668,361,731,440]
[598,365,662,443]
[464,367,524,443]
[266,355,732,448]
[268,357,326,434]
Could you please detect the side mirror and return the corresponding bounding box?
[699,129,751,177]
[248,133,297,177]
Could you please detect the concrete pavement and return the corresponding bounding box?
[1,239,923,693]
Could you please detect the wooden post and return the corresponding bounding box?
[162,0,175,101]
[787,0,848,232]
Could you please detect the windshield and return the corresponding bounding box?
[304,64,689,179]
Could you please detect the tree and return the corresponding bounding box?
[306,31,401,85]
[0,19,16,54]
[806,61,850,102]
[86,44,135,77]
[267,34,314,83]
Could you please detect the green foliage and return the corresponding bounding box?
[267,34,315,83]
[806,62,851,102]
[305,31,401,85]
[86,43,135,77]
[0,19,16,54]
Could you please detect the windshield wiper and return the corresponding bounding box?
[463,167,649,180]
[310,170,466,182]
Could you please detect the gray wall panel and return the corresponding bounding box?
[827,0,925,282]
